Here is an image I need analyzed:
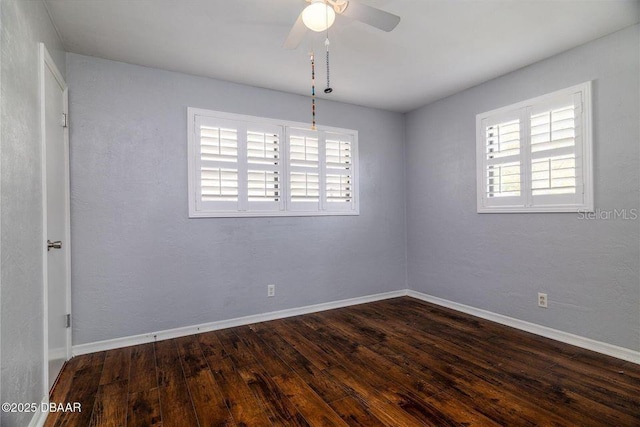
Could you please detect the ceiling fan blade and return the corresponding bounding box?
[283,13,308,49]
[340,1,400,32]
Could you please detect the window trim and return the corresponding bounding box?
[476,82,593,213]
[188,108,359,218]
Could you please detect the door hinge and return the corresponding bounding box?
[65,313,71,328]
[62,113,68,128]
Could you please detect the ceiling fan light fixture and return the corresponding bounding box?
[302,1,336,32]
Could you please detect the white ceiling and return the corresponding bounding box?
[45,0,639,112]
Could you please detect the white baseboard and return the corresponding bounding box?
[407,290,640,365]
[72,288,639,365]
[27,396,49,427]
[72,289,408,356]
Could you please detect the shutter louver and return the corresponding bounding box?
[248,170,281,201]
[247,130,280,164]
[486,162,521,198]
[531,155,576,195]
[290,172,319,201]
[201,168,238,201]
[200,127,238,162]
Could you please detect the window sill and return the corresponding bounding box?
[189,210,360,218]
[477,204,594,214]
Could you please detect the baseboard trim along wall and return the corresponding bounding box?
[407,290,640,364]
[72,290,408,356]
[27,397,49,427]
[72,289,640,365]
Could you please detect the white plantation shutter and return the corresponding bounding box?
[246,125,284,211]
[477,82,592,213]
[325,133,355,210]
[188,108,358,217]
[528,92,585,206]
[289,128,320,209]
[196,117,241,211]
[483,116,523,207]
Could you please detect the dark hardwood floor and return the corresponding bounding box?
[45,297,640,426]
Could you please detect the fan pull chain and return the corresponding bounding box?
[310,52,316,130]
[324,4,333,94]
[324,37,332,94]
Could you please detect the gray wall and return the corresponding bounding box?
[66,53,407,345]
[406,25,640,351]
[1,0,66,425]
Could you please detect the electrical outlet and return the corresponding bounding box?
[538,292,548,308]
[267,284,275,297]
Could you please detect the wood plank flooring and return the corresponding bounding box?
[45,297,640,426]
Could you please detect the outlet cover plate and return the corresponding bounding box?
[538,292,548,308]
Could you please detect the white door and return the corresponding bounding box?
[41,44,71,391]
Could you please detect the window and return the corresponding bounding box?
[188,108,359,217]
[476,82,593,213]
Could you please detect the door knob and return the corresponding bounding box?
[47,240,62,251]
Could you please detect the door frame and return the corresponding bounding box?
[39,43,71,396]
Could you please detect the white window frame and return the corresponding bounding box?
[188,108,359,218]
[476,82,593,213]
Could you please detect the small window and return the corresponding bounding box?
[188,108,359,217]
[476,82,593,213]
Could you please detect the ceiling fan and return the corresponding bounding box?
[284,0,401,49]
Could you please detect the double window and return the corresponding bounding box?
[476,82,593,213]
[188,108,359,217]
